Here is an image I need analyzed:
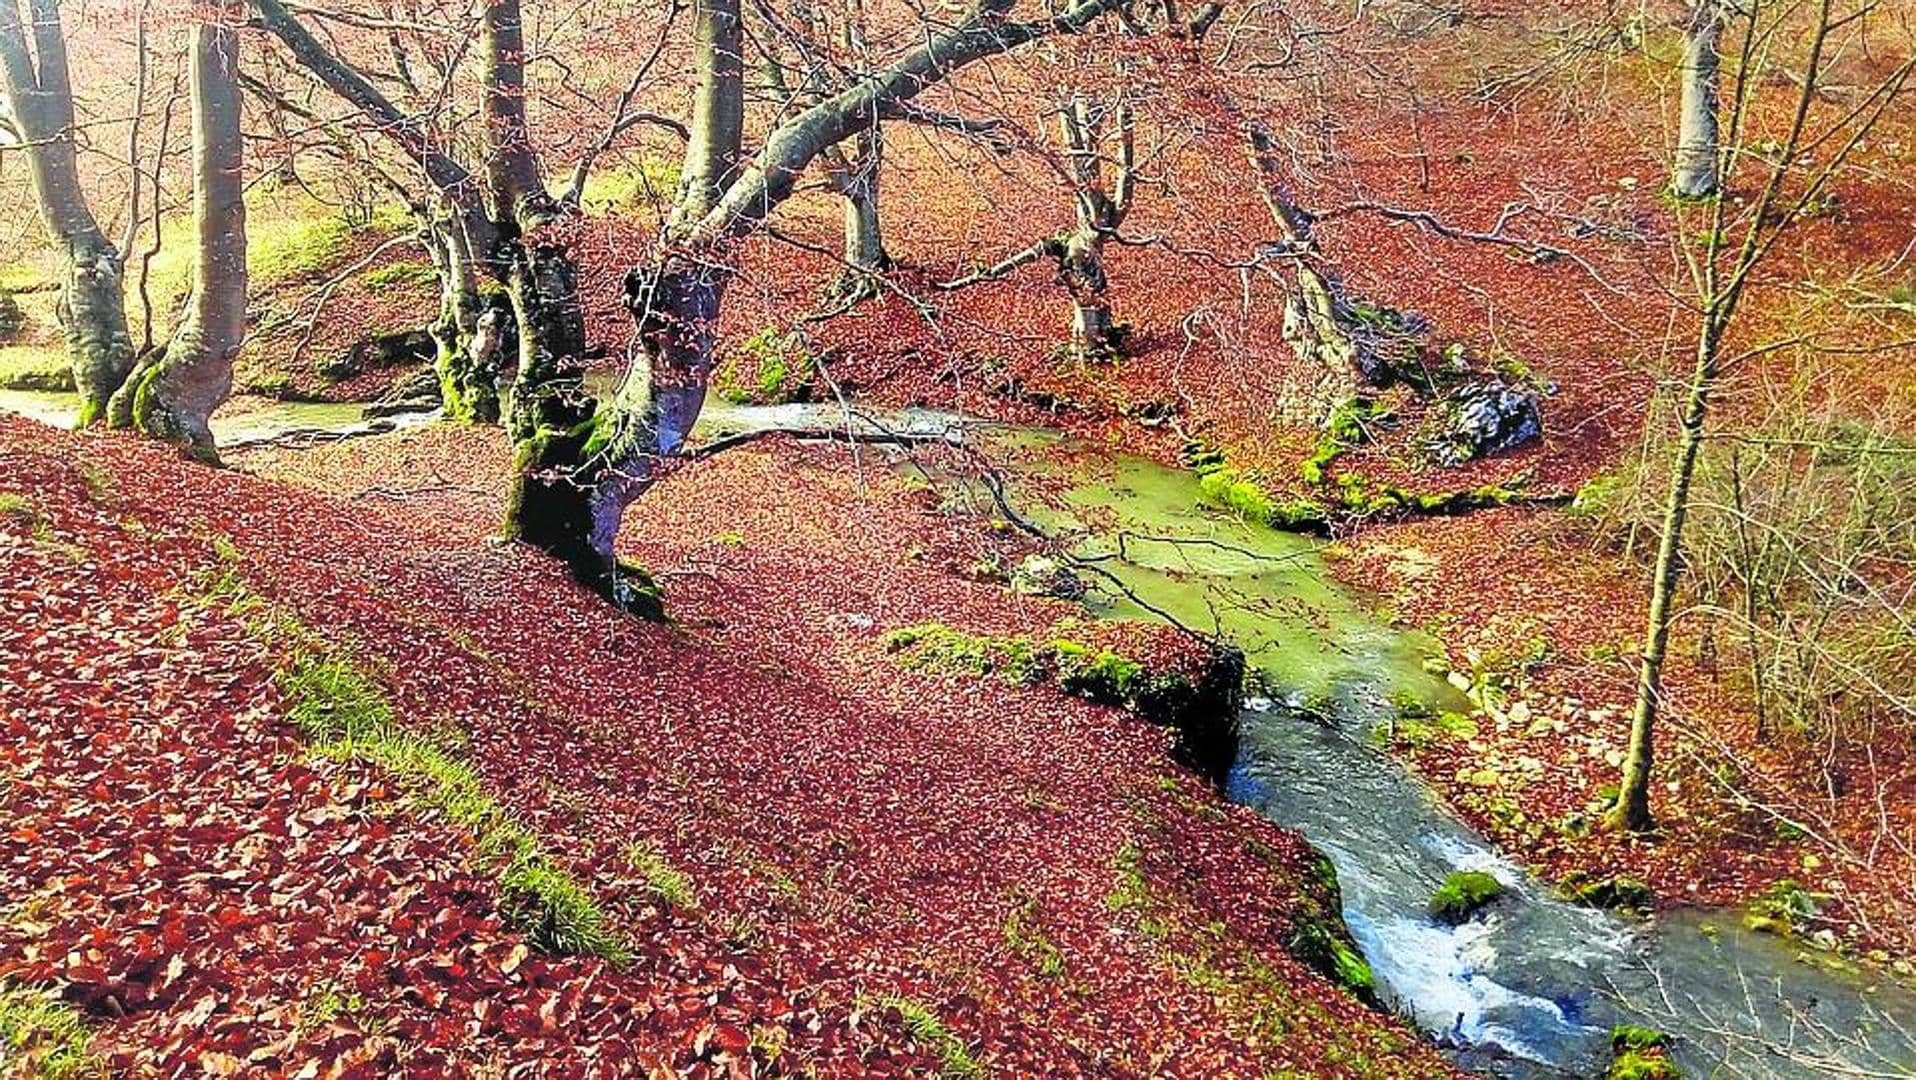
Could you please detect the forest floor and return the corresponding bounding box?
[0,413,1455,1077]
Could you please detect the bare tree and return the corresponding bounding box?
[1672,0,1725,199]
[1609,0,1913,831]
[0,0,135,424]
[110,0,247,459]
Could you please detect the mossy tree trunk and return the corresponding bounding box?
[0,0,135,424]
[118,9,245,459]
[424,210,512,423]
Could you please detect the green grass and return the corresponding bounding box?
[361,261,437,293]
[880,997,983,1078]
[249,214,357,285]
[188,549,630,964]
[0,345,73,392]
[0,983,100,1079]
[578,157,683,213]
[279,653,631,962]
[625,841,698,910]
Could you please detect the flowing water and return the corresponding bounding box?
[0,388,430,447]
[8,388,1911,1077]
[979,429,1916,1080]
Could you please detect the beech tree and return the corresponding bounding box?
[944,86,1139,363]
[0,0,136,423]
[108,1,246,458]
[1671,0,1724,199]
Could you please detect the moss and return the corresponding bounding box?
[1197,467,1330,532]
[1302,397,1390,485]
[713,327,815,405]
[0,983,100,1079]
[249,214,357,284]
[1053,638,1144,703]
[1744,878,1827,936]
[1286,853,1377,1002]
[360,261,436,292]
[1429,870,1506,925]
[1561,872,1654,911]
[1607,1025,1681,1079]
[884,623,1241,785]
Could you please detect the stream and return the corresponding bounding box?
[8,388,1912,1078]
[950,425,1916,1080]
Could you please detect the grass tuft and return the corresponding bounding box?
[880,997,983,1078]
[625,841,698,910]
[0,983,101,1079]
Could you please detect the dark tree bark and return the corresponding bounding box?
[0,0,135,425]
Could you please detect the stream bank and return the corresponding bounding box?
[7,387,1910,1077]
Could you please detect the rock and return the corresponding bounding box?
[1429,870,1507,925]
[319,328,436,383]
[1421,377,1543,466]
[0,291,25,342]
[1010,555,1086,600]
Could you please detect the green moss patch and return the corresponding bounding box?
[1428,870,1506,925]
[714,327,816,405]
[1607,1025,1681,1079]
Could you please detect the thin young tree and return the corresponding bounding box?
[0,0,136,424]
[1607,0,1913,831]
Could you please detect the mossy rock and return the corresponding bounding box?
[1429,870,1506,925]
[1286,852,1378,1005]
[1744,878,1829,937]
[1562,872,1654,911]
[1606,1025,1681,1079]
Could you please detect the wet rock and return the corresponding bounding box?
[1422,377,1543,466]
[1430,870,1507,925]
[319,328,436,383]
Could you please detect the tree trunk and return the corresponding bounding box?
[1607,315,1723,832]
[832,125,891,294]
[424,212,511,422]
[119,13,244,459]
[505,258,724,606]
[0,0,136,423]
[1672,1,1724,200]
[1062,228,1113,360]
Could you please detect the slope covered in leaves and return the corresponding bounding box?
[1,414,1455,1077]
